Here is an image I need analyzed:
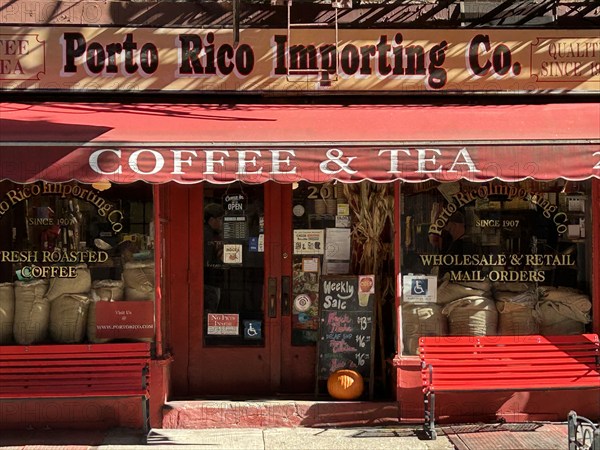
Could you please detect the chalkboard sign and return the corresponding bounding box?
[316,275,376,399]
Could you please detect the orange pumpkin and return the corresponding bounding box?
[327,369,364,400]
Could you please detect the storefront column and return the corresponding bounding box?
[593,178,600,334]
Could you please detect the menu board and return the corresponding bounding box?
[316,275,376,399]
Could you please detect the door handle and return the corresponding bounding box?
[268,277,277,318]
[281,276,290,316]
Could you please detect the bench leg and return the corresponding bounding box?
[142,395,150,435]
[423,391,437,440]
[568,410,600,450]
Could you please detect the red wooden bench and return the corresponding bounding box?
[0,342,151,432]
[419,334,600,439]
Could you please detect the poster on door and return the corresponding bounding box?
[293,230,325,255]
[207,313,239,335]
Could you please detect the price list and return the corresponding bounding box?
[316,275,375,398]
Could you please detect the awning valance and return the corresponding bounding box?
[1,102,599,184]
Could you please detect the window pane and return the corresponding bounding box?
[400,180,592,355]
[203,182,265,346]
[0,180,155,345]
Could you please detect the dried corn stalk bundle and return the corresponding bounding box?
[343,183,394,280]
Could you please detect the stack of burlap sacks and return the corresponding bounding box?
[0,261,154,345]
[402,280,592,355]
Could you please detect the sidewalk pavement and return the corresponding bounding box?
[0,426,455,450]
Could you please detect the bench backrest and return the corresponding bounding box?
[0,342,152,398]
[419,334,600,391]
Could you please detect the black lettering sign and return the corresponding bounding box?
[316,275,375,399]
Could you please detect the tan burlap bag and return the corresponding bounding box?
[91,279,125,301]
[437,279,492,305]
[496,290,540,335]
[402,303,448,355]
[539,301,589,335]
[493,282,534,293]
[13,279,49,345]
[49,293,90,344]
[45,264,92,301]
[442,296,498,336]
[0,282,15,344]
[539,286,592,308]
[123,261,155,301]
[538,288,591,335]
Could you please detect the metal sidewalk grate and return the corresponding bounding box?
[444,423,568,450]
[444,422,542,434]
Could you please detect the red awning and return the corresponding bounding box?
[1,102,599,184]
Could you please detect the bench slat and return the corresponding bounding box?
[1,360,148,368]
[0,390,148,398]
[0,365,146,374]
[427,377,598,392]
[424,370,600,387]
[1,370,143,379]
[0,343,151,355]
[422,361,598,370]
[421,342,595,355]
[1,352,151,361]
[1,385,147,393]
[418,334,599,345]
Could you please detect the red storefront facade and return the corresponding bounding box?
[1,8,599,429]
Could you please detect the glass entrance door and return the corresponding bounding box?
[187,181,315,396]
[202,183,265,347]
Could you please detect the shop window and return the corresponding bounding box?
[291,182,396,348]
[291,182,347,345]
[400,180,593,356]
[0,181,155,346]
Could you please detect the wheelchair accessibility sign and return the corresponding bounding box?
[244,320,262,340]
[402,275,437,303]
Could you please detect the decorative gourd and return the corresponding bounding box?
[327,369,364,400]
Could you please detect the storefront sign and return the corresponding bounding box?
[3,145,597,185]
[94,301,155,339]
[0,27,598,93]
[2,250,109,279]
[428,182,570,236]
[1,97,598,184]
[0,180,125,279]
[420,253,575,283]
[207,313,239,335]
[0,181,124,232]
[421,182,580,283]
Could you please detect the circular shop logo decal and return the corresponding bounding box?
[293,294,312,312]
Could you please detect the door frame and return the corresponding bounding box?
[165,181,316,397]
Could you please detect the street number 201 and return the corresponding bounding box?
[307,184,334,199]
